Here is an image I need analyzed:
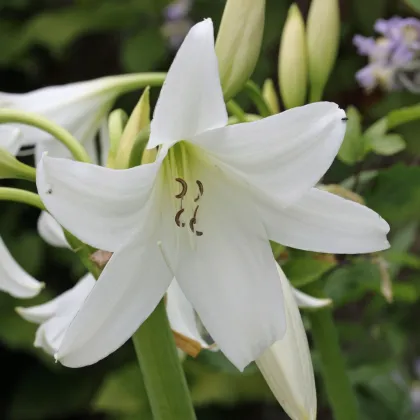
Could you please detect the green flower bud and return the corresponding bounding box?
[306,0,340,102]
[0,147,35,181]
[215,0,266,100]
[114,87,150,169]
[278,4,307,109]
[262,79,280,114]
[107,109,128,169]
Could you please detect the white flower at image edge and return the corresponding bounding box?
[36,19,390,370]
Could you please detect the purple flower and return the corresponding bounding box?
[354,16,420,92]
[162,0,194,49]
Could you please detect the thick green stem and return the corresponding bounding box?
[0,187,45,210]
[0,110,91,163]
[306,284,359,420]
[226,100,247,122]
[102,73,166,94]
[132,300,196,420]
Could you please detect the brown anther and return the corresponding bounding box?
[196,231,203,236]
[194,180,204,202]
[189,217,196,233]
[175,208,185,227]
[193,205,199,218]
[175,178,188,199]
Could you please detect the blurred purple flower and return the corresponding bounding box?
[353,16,420,93]
[162,0,194,49]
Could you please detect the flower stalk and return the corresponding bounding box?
[132,300,197,420]
[0,110,91,163]
[0,187,45,211]
[305,283,359,420]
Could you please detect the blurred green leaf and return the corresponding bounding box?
[368,134,406,156]
[387,103,420,130]
[122,27,166,73]
[338,106,365,165]
[405,0,420,14]
[93,362,151,416]
[283,256,336,288]
[366,164,420,224]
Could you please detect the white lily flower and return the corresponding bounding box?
[256,264,317,420]
[0,75,136,149]
[0,126,22,155]
[36,19,389,370]
[0,237,44,298]
[16,274,95,354]
[37,211,69,248]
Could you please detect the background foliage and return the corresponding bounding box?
[2,0,420,419]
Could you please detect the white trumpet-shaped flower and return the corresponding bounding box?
[0,126,22,155]
[256,264,317,420]
[0,237,44,298]
[37,19,389,370]
[17,274,95,354]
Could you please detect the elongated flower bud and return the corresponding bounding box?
[0,147,35,181]
[215,0,266,100]
[107,109,128,169]
[306,0,340,101]
[114,87,150,169]
[279,4,308,109]
[256,265,316,420]
[262,79,280,114]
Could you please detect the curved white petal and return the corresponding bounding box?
[175,162,285,371]
[166,280,211,349]
[0,78,116,147]
[36,154,163,252]
[193,102,346,205]
[37,211,69,248]
[256,265,316,420]
[293,287,332,309]
[17,274,95,324]
[0,126,21,155]
[148,19,227,149]
[259,187,390,254]
[57,235,173,367]
[0,237,43,298]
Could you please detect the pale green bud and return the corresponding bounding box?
[106,109,128,169]
[278,4,308,109]
[306,0,340,102]
[0,147,35,181]
[114,87,150,169]
[215,0,266,100]
[262,79,280,114]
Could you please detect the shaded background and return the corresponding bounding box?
[1,0,420,419]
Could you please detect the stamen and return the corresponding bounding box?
[193,205,199,218]
[196,231,203,236]
[194,180,204,202]
[175,178,188,199]
[189,217,196,233]
[175,208,185,227]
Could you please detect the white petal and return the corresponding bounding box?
[57,236,172,367]
[36,154,163,252]
[292,287,332,309]
[259,187,390,254]
[166,279,211,349]
[0,237,44,298]
[175,162,285,371]
[37,211,69,248]
[256,265,316,420]
[0,126,22,155]
[193,102,346,205]
[148,19,227,149]
[0,78,116,147]
[17,274,95,324]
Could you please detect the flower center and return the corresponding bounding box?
[163,141,205,237]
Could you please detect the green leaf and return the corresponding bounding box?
[93,363,151,416]
[365,164,420,224]
[387,103,420,130]
[338,106,365,165]
[405,0,420,14]
[122,27,166,73]
[282,256,336,288]
[368,134,406,156]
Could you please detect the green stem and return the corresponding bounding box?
[102,73,166,94]
[226,100,247,122]
[0,110,91,163]
[132,300,196,420]
[305,284,359,420]
[244,81,272,117]
[0,187,45,210]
